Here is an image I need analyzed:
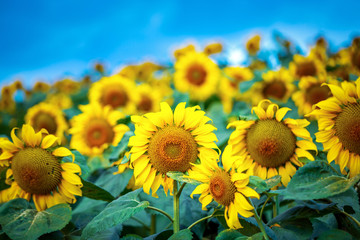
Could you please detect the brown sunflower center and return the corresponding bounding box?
[186,64,207,86]
[209,170,236,206]
[137,95,153,112]
[33,112,57,134]
[305,84,331,105]
[246,119,296,168]
[85,118,114,147]
[148,126,198,174]
[335,103,360,155]
[102,88,129,108]
[296,61,317,77]
[12,147,62,195]
[262,81,287,100]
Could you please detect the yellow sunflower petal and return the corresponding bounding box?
[11,128,23,149]
[200,194,213,210]
[21,124,37,147]
[323,83,347,103]
[41,135,59,149]
[338,149,349,173]
[327,142,342,163]
[61,171,82,185]
[275,107,291,122]
[190,184,209,198]
[174,102,186,127]
[160,102,173,125]
[33,195,47,211]
[240,187,259,199]
[52,147,74,162]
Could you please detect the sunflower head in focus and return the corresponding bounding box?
[245,68,295,106]
[246,35,261,55]
[69,102,130,158]
[25,102,68,141]
[227,100,317,186]
[289,54,325,79]
[129,102,219,197]
[308,78,360,177]
[174,52,220,101]
[292,76,339,117]
[188,146,259,229]
[89,75,138,115]
[0,124,82,211]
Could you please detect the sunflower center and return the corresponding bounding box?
[246,119,296,168]
[186,64,207,86]
[209,171,236,206]
[33,112,57,134]
[305,84,331,105]
[85,118,114,147]
[262,81,287,100]
[137,95,153,112]
[102,88,129,108]
[296,61,317,77]
[148,126,198,174]
[12,147,62,195]
[335,103,360,155]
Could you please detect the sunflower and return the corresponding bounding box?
[227,100,317,186]
[135,83,162,114]
[46,93,73,110]
[219,67,254,113]
[246,35,261,55]
[69,102,130,158]
[89,75,138,115]
[174,52,220,101]
[292,76,339,117]
[188,145,259,229]
[128,102,218,197]
[173,44,196,60]
[203,42,223,56]
[0,124,82,211]
[307,78,360,177]
[289,54,325,79]
[54,78,81,94]
[245,68,295,106]
[25,102,68,141]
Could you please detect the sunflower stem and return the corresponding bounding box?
[259,195,272,220]
[147,206,174,223]
[150,214,157,235]
[273,195,279,218]
[173,180,180,233]
[188,210,222,230]
[251,199,270,240]
[177,182,186,198]
[341,210,360,228]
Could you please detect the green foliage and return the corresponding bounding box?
[103,131,133,161]
[216,229,244,240]
[168,229,192,240]
[81,189,150,240]
[249,175,282,193]
[0,199,71,240]
[167,171,202,185]
[81,178,115,202]
[282,161,360,200]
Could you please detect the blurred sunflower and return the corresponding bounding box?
[227,100,317,186]
[219,67,254,113]
[69,103,130,158]
[174,52,220,101]
[289,54,325,79]
[173,44,196,60]
[135,83,162,114]
[245,68,295,105]
[292,76,338,117]
[54,78,81,94]
[246,35,261,55]
[188,146,259,229]
[128,102,218,196]
[25,102,68,141]
[308,78,360,177]
[45,93,73,110]
[89,75,138,115]
[203,42,223,56]
[0,124,82,211]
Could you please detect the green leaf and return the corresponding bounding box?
[120,234,144,240]
[103,131,133,161]
[249,175,281,193]
[0,199,71,240]
[81,178,115,202]
[272,219,313,240]
[281,161,359,200]
[0,168,10,191]
[216,229,243,240]
[81,189,150,240]
[167,172,201,185]
[317,229,353,240]
[168,229,192,240]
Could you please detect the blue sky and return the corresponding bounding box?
[1,0,360,87]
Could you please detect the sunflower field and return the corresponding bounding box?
[0,34,360,240]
